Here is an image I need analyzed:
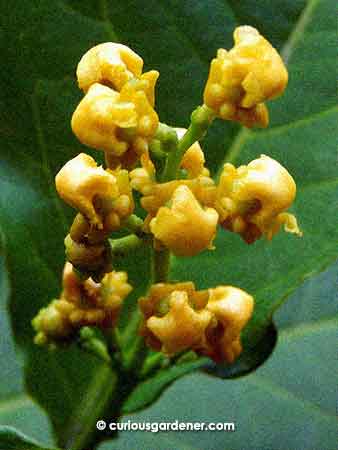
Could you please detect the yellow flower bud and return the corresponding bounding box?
[139,281,209,320]
[76,42,143,93]
[202,286,254,363]
[176,128,209,178]
[109,168,134,219]
[131,153,216,220]
[100,271,133,312]
[64,234,108,273]
[215,155,302,243]
[33,262,133,346]
[204,26,288,127]
[56,153,118,228]
[150,185,218,256]
[32,299,75,346]
[143,289,212,355]
[139,281,253,362]
[130,153,156,195]
[71,80,159,156]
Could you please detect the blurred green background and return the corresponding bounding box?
[0,0,337,449]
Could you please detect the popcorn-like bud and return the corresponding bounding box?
[33,262,132,346]
[139,282,211,353]
[71,79,159,157]
[149,185,219,256]
[203,286,254,363]
[215,155,302,243]
[130,153,216,217]
[204,26,288,128]
[139,281,209,319]
[56,153,119,228]
[130,153,156,195]
[139,282,254,363]
[110,168,134,219]
[64,234,111,277]
[77,42,143,93]
[146,291,212,354]
[32,299,75,346]
[140,175,217,216]
[56,154,134,232]
[176,128,210,178]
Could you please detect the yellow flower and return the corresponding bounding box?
[139,281,254,363]
[109,168,135,220]
[76,42,143,92]
[139,282,211,354]
[150,185,218,256]
[55,153,119,228]
[32,299,75,346]
[71,79,159,157]
[33,262,132,346]
[56,153,118,228]
[129,153,156,196]
[64,234,109,273]
[56,153,134,230]
[130,153,216,219]
[215,155,302,243]
[204,26,288,127]
[146,291,212,355]
[176,128,209,178]
[203,286,254,363]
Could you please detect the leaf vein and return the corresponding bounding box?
[247,375,336,421]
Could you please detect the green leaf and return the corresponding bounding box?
[0,233,55,446]
[0,427,59,450]
[172,0,338,376]
[98,261,338,450]
[122,358,207,414]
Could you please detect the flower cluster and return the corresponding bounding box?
[139,282,254,363]
[33,28,302,366]
[32,262,132,347]
[72,43,159,165]
[131,150,301,251]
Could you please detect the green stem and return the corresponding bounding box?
[162,104,215,181]
[75,106,215,450]
[79,328,112,366]
[122,214,145,237]
[139,352,165,378]
[152,247,171,283]
[109,233,144,258]
[63,366,117,450]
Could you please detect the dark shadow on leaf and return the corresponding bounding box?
[202,321,277,379]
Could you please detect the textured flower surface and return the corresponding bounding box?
[150,185,218,256]
[203,286,254,363]
[215,154,302,243]
[146,290,212,354]
[32,262,132,347]
[55,153,119,228]
[139,282,254,362]
[176,127,210,178]
[71,80,159,156]
[76,42,144,93]
[130,148,216,219]
[204,26,288,127]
